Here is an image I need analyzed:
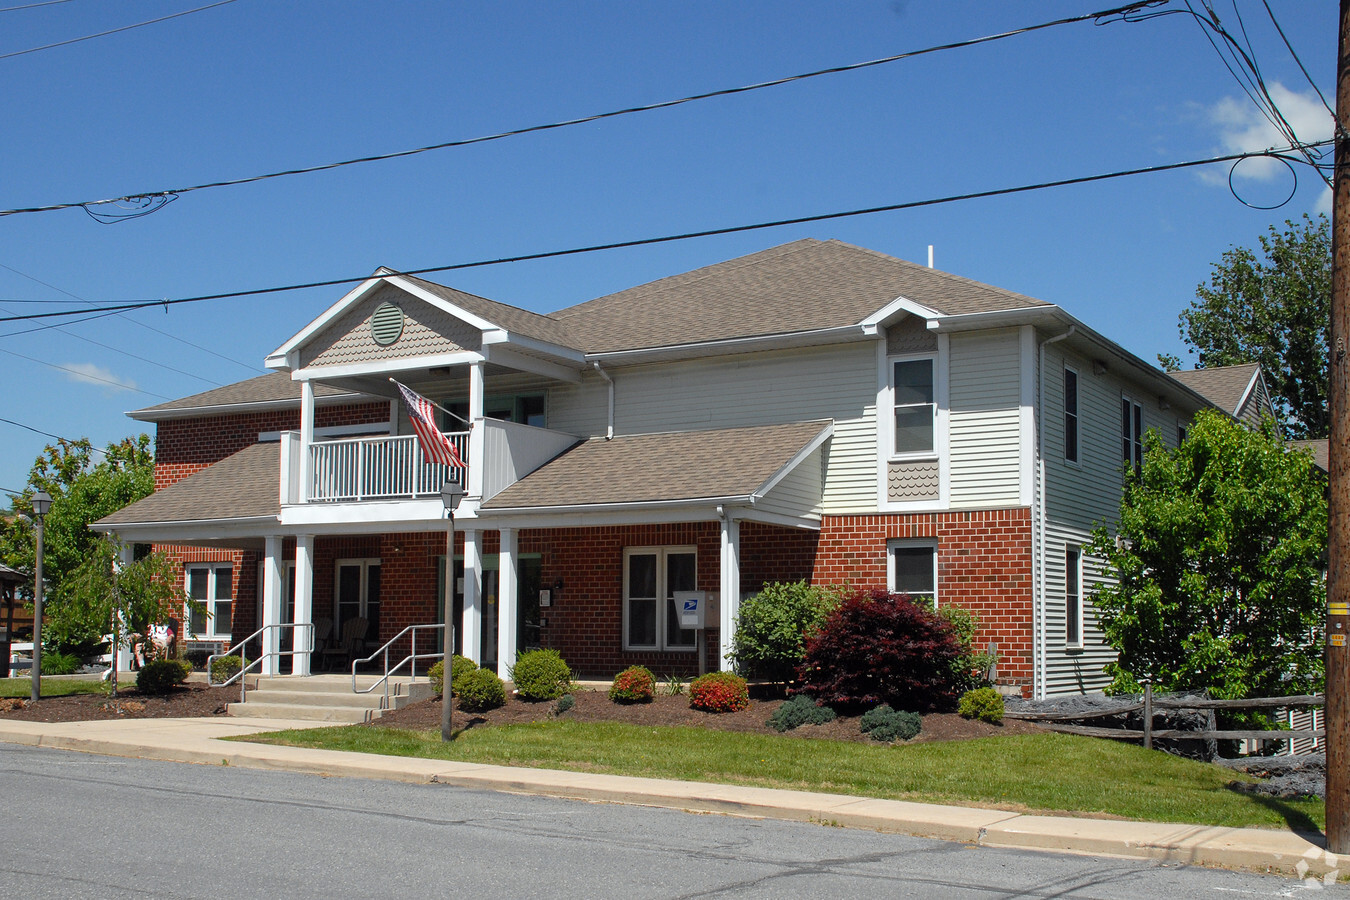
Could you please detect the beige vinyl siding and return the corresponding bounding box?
[755,447,825,519]
[544,370,612,438]
[610,343,877,513]
[1042,522,1114,695]
[948,329,1023,508]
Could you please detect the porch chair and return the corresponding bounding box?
[311,617,333,659]
[319,616,368,672]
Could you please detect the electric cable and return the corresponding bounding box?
[0,1,1164,221]
[1261,0,1337,124]
[0,0,78,12]
[0,0,238,61]
[0,345,170,398]
[0,139,1329,329]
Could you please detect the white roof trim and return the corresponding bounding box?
[751,422,833,500]
[859,295,942,334]
[1234,367,1263,417]
[268,275,388,364]
[292,350,485,381]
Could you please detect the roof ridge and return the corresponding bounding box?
[827,239,1048,312]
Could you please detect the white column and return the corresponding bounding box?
[261,535,284,676]
[467,361,485,498]
[497,528,518,676]
[292,534,314,675]
[299,381,315,502]
[718,515,741,672]
[461,528,482,663]
[115,542,136,672]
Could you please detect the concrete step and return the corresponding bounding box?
[249,675,433,698]
[226,701,376,724]
[241,689,389,709]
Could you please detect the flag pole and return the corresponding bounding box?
[389,377,471,426]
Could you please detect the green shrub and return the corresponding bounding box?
[136,659,192,695]
[509,649,572,702]
[427,660,445,695]
[609,666,655,703]
[428,655,478,696]
[40,651,80,676]
[767,694,836,732]
[941,605,997,693]
[553,693,575,715]
[731,581,842,684]
[457,668,506,712]
[859,704,922,743]
[688,671,750,713]
[210,654,243,683]
[958,687,1004,724]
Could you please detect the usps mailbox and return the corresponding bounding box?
[674,591,708,630]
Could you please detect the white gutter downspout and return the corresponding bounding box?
[592,361,614,440]
[1035,325,1074,701]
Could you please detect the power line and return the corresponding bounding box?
[0,1,1165,220]
[0,0,239,62]
[0,0,78,12]
[0,345,169,398]
[0,415,107,457]
[1261,0,1337,123]
[0,260,266,374]
[0,139,1329,330]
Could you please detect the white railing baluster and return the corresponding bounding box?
[305,432,467,502]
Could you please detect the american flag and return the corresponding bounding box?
[394,380,466,468]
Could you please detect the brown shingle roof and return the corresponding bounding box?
[1289,439,1329,472]
[553,239,1050,353]
[482,421,830,510]
[95,443,279,526]
[130,373,363,420]
[1168,364,1261,416]
[397,274,581,349]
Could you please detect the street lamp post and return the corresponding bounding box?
[440,479,466,741]
[29,491,51,704]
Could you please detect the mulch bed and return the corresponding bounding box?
[0,683,237,722]
[377,690,1046,744]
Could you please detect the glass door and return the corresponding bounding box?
[334,559,380,647]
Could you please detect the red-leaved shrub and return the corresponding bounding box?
[796,588,963,712]
[688,671,750,713]
[609,665,655,703]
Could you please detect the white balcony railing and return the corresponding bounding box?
[307,432,468,502]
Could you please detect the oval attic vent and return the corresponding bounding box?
[370,302,405,346]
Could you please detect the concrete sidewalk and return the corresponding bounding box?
[0,716,1341,883]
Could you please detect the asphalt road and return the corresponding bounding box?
[0,743,1338,898]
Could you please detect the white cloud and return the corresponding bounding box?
[1207,82,1333,182]
[1314,185,1333,217]
[60,361,138,393]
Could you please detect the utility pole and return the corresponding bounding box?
[1327,0,1350,857]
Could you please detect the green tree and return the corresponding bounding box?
[730,581,842,686]
[1178,214,1330,439]
[1,435,155,654]
[1088,410,1326,700]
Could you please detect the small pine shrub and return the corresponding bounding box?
[457,668,506,712]
[688,671,750,713]
[766,694,836,732]
[958,687,1005,724]
[609,665,655,703]
[40,651,80,676]
[136,659,192,695]
[797,588,964,712]
[210,654,243,683]
[509,649,573,702]
[663,674,685,696]
[553,693,575,715]
[859,704,922,743]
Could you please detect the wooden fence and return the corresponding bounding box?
[1005,686,1325,751]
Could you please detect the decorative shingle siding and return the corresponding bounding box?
[300,283,485,369]
[888,459,940,501]
[886,316,937,354]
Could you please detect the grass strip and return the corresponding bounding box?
[0,677,107,698]
[240,721,1323,831]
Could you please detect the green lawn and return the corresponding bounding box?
[241,721,1323,832]
[0,677,107,698]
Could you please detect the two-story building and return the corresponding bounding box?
[95,238,1223,698]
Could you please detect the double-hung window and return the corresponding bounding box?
[624,547,697,651]
[1065,546,1082,647]
[1121,397,1143,474]
[187,564,233,640]
[1064,368,1079,463]
[887,542,937,606]
[892,358,936,455]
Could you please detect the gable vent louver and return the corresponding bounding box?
[370,302,405,346]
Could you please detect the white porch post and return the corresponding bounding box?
[497,528,518,676]
[467,361,485,498]
[718,515,741,672]
[461,528,482,664]
[115,542,136,672]
[299,381,315,502]
[292,534,314,675]
[261,535,283,676]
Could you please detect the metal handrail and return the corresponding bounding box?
[351,623,445,711]
[207,623,315,704]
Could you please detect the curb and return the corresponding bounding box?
[0,719,1339,881]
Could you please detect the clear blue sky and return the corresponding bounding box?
[0,0,1335,496]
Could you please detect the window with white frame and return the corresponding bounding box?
[1065,546,1083,647]
[1121,397,1143,474]
[623,547,697,651]
[887,542,937,606]
[187,564,232,639]
[891,357,936,456]
[1064,367,1079,463]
